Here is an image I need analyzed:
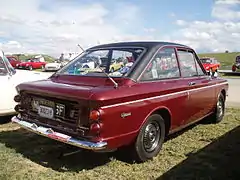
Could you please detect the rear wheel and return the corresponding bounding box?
[28,66,33,71]
[83,65,89,68]
[41,65,45,71]
[209,93,225,123]
[132,114,165,162]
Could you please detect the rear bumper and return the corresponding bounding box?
[11,116,107,150]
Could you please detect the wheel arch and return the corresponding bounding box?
[139,106,172,137]
[221,89,226,100]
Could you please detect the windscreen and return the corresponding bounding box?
[200,58,212,64]
[58,47,145,77]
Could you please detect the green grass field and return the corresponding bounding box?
[0,108,239,180]
[198,52,239,70]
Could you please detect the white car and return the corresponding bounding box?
[0,50,52,117]
[44,61,69,72]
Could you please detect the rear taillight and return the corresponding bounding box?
[90,123,102,134]
[89,110,100,121]
[89,110,102,135]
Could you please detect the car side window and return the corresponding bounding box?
[195,58,205,76]
[141,47,180,81]
[177,50,198,77]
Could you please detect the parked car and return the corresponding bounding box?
[100,58,124,72]
[6,56,22,68]
[0,50,51,117]
[16,58,47,71]
[199,57,220,75]
[11,41,228,162]
[44,61,68,72]
[232,55,240,72]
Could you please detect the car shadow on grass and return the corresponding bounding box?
[157,125,240,180]
[0,128,114,172]
[0,116,218,172]
[0,118,207,172]
[0,115,13,124]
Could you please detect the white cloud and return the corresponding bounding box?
[173,20,240,52]
[176,20,187,26]
[0,0,239,56]
[215,0,240,5]
[212,0,240,21]
[0,0,145,56]
[173,0,240,53]
[169,12,176,17]
[143,28,157,33]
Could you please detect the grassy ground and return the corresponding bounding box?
[0,108,239,180]
[220,74,240,79]
[198,52,239,70]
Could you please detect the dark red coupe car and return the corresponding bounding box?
[12,41,228,162]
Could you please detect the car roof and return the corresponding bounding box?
[87,41,190,50]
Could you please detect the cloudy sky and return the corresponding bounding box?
[0,0,239,57]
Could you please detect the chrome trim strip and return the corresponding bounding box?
[11,116,107,150]
[101,82,228,109]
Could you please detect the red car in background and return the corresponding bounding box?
[16,58,47,71]
[6,56,22,68]
[199,57,220,75]
[232,55,240,72]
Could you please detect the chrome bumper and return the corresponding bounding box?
[11,116,107,150]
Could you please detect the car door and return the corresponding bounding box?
[36,59,41,68]
[139,47,190,129]
[176,48,215,124]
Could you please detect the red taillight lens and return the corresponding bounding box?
[90,123,101,134]
[90,110,100,121]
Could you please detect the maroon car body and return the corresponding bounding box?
[12,41,228,162]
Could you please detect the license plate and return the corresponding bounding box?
[38,105,54,119]
[55,103,65,117]
[48,132,71,141]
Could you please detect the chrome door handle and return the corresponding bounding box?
[189,81,196,86]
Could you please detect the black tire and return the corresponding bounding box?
[83,65,89,68]
[209,93,225,123]
[29,66,33,71]
[132,114,165,162]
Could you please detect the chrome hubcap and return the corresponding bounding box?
[217,99,223,117]
[143,121,160,152]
